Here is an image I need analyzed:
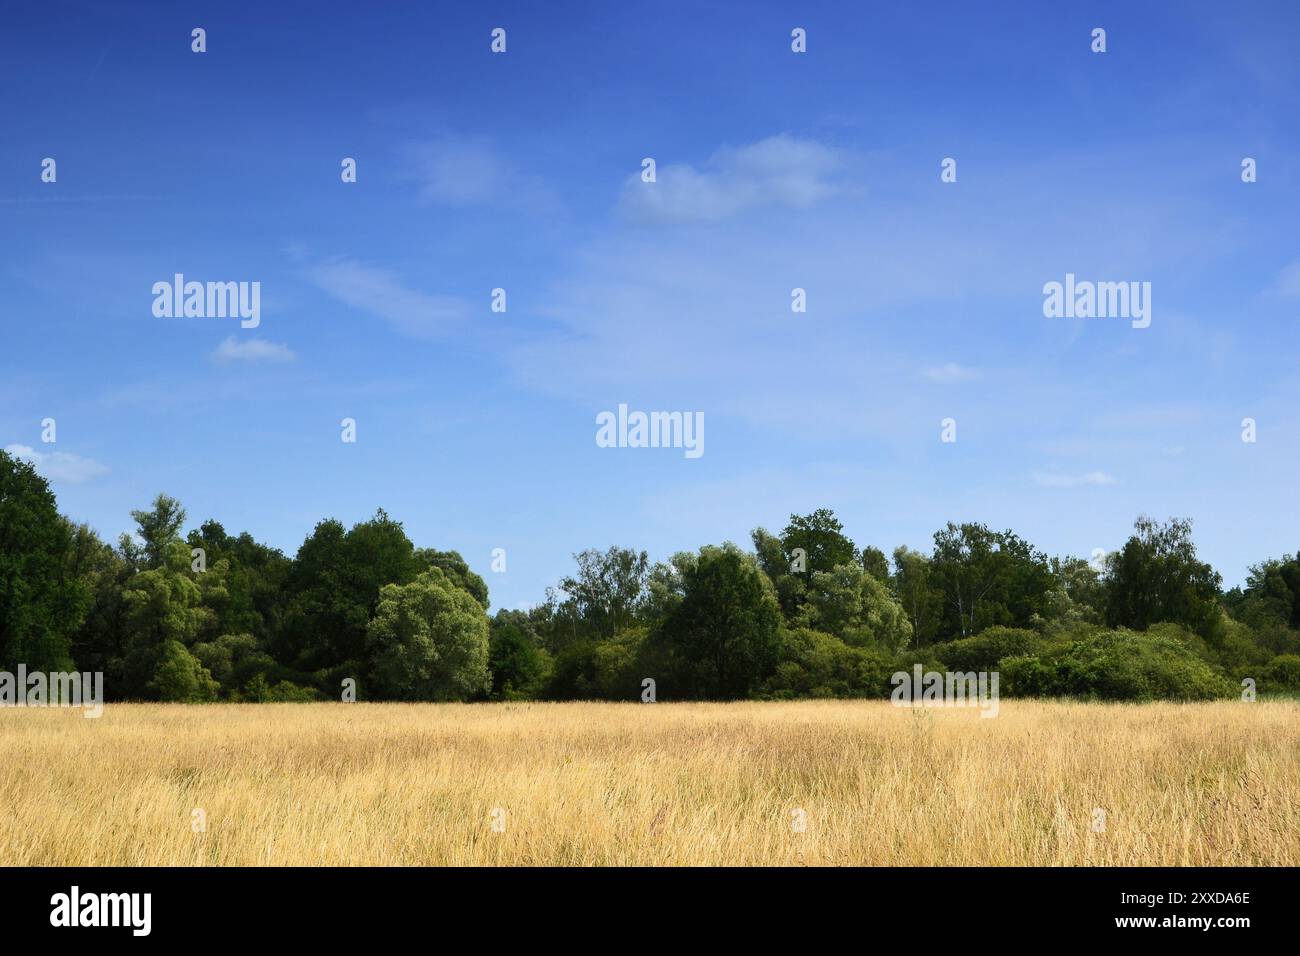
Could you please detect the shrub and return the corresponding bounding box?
[999,654,1056,696]
[1000,628,1234,701]
[931,627,1044,672]
[762,628,894,699]
[488,620,553,700]
[265,680,321,702]
[546,629,646,700]
[1261,654,1300,692]
[148,640,219,702]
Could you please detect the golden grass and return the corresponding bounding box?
[1,700,1296,866]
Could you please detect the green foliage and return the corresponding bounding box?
[418,549,489,610]
[278,510,424,674]
[891,546,942,647]
[553,546,649,642]
[366,568,491,701]
[192,633,278,698]
[797,563,912,651]
[1260,654,1300,692]
[931,626,1045,672]
[187,520,291,644]
[547,628,646,700]
[780,509,858,580]
[1231,554,1300,631]
[1000,628,1235,701]
[1104,516,1223,641]
[129,494,187,570]
[762,628,894,699]
[488,613,553,700]
[651,543,783,699]
[0,450,86,671]
[7,480,1295,705]
[750,528,806,620]
[236,673,320,702]
[148,640,219,702]
[861,546,891,584]
[1042,556,1106,627]
[931,523,1055,638]
[265,680,322,702]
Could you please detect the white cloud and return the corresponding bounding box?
[1031,470,1117,488]
[401,137,557,211]
[924,363,979,384]
[211,336,296,364]
[4,444,109,484]
[1270,259,1300,297]
[618,134,851,224]
[308,258,468,340]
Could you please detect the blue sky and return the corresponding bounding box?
[2,0,1298,608]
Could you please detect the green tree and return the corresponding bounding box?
[653,543,782,699]
[780,509,859,580]
[67,522,132,689]
[488,613,552,700]
[417,549,489,610]
[149,639,219,701]
[892,546,942,647]
[187,520,292,644]
[278,509,424,675]
[366,568,490,700]
[1226,554,1300,656]
[120,540,217,696]
[798,563,912,651]
[931,523,1054,638]
[129,494,187,570]
[1045,556,1106,626]
[750,528,806,620]
[1103,516,1223,640]
[0,450,86,671]
[555,546,650,640]
[861,546,891,584]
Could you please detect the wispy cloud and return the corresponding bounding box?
[401,136,558,212]
[618,134,851,224]
[307,258,469,340]
[924,363,979,384]
[4,444,109,484]
[1269,259,1300,297]
[211,336,296,364]
[1031,470,1118,488]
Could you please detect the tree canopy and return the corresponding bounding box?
[2,456,1295,704]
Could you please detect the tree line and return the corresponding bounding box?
[3,449,1298,703]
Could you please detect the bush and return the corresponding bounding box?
[488,621,553,701]
[1260,654,1300,692]
[148,640,219,702]
[546,629,646,700]
[999,654,1056,696]
[265,680,321,702]
[1000,628,1234,701]
[761,628,894,699]
[890,648,946,678]
[931,627,1045,672]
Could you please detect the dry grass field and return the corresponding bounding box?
[1,700,1296,866]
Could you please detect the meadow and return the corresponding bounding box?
[1,700,1296,866]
